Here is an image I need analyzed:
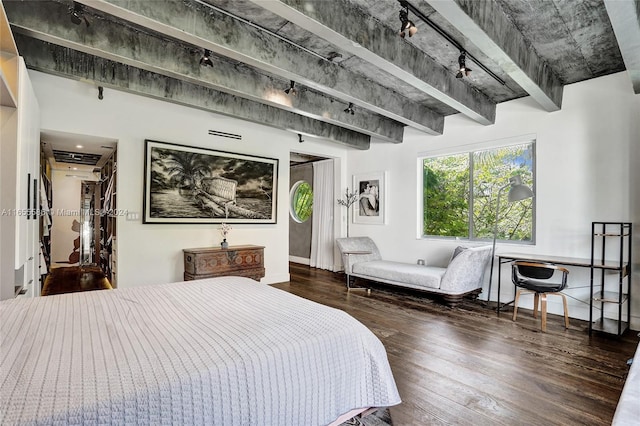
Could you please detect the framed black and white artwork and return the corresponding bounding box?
[352,171,386,225]
[143,139,278,224]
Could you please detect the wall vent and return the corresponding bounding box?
[208,130,242,140]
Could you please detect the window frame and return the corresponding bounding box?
[289,180,313,223]
[419,139,536,245]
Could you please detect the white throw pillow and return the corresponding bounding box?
[449,246,468,265]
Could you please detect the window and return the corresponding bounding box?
[290,180,313,223]
[422,142,535,243]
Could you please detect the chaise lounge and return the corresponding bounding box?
[336,237,492,306]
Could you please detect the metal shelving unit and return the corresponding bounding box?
[589,222,632,336]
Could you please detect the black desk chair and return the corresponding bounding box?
[511,261,570,332]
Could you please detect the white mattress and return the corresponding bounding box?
[0,276,400,425]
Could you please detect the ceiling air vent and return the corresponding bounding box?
[52,150,102,166]
[208,130,242,140]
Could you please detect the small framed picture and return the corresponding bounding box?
[352,171,386,225]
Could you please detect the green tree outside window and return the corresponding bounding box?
[291,181,313,223]
[423,142,534,242]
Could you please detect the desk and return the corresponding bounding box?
[342,250,371,292]
[496,252,626,314]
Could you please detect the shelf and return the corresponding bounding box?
[589,221,632,336]
[1,64,17,107]
[591,318,629,335]
[592,291,628,304]
[1,6,19,107]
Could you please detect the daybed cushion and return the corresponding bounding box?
[353,260,444,290]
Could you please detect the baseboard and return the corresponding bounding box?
[288,256,310,265]
[262,272,290,285]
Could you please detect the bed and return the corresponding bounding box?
[0,276,400,425]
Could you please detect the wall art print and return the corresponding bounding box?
[352,171,386,225]
[143,140,278,224]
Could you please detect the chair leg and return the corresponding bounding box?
[512,289,521,322]
[540,293,547,332]
[533,293,540,319]
[559,293,570,329]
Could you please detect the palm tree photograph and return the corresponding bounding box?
[143,140,278,224]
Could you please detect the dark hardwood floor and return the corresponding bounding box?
[41,265,112,296]
[273,263,639,426]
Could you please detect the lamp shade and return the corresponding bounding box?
[507,175,534,202]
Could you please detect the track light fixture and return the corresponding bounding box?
[69,2,90,27]
[398,5,417,38]
[456,51,472,79]
[284,80,297,95]
[200,49,214,67]
[344,102,355,115]
[98,86,104,100]
[397,1,505,85]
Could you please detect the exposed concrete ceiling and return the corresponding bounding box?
[3,0,637,150]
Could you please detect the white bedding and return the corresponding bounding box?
[0,276,400,425]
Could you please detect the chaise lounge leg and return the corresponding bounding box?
[442,294,463,307]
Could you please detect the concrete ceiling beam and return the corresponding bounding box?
[4,0,403,143]
[425,0,564,111]
[250,0,496,125]
[604,0,640,94]
[14,35,370,150]
[70,0,443,135]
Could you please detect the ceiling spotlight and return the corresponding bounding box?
[456,51,472,79]
[69,2,90,27]
[200,49,214,67]
[284,80,297,95]
[398,5,417,38]
[298,133,304,143]
[344,102,355,115]
[98,86,104,100]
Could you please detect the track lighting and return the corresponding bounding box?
[456,51,472,79]
[284,80,297,95]
[398,5,417,38]
[344,102,355,115]
[200,49,214,67]
[69,2,90,27]
[98,86,104,100]
[398,1,504,85]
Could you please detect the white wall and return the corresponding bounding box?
[30,71,349,287]
[30,70,640,329]
[347,72,640,329]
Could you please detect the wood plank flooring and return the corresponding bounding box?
[41,265,112,296]
[273,263,639,426]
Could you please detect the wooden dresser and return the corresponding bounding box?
[183,245,265,281]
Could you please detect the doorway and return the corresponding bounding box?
[288,151,329,266]
[40,130,118,291]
